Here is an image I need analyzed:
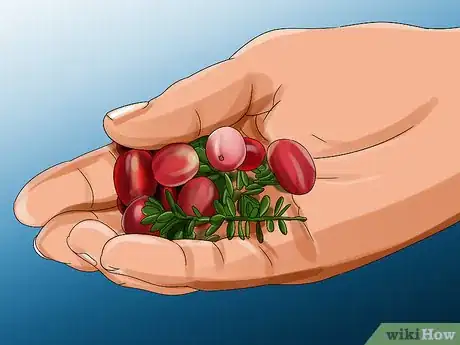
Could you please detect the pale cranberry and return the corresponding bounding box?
[206,127,246,172]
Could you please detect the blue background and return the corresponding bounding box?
[1,1,459,344]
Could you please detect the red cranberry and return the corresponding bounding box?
[122,196,159,236]
[151,143,199,187]
[267,139,316,195]
[238,137,266,171]
[177,177,219,216]
[113,150,157,205]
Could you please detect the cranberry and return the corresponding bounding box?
[151,143,199,187]
[267,139,316,195]
[113,150,157,206]
[177,177,219,216]
[117,198,127,214]
[156,186,178,211]
[238,137,266,171]
[122,196,159,235]
[206,127,246,172]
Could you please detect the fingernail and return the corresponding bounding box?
[77,253,98,267]
[106,102,148,120]
[33,237,47,259]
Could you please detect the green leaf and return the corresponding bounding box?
[278,220,288,235]
[208,174,220,181]
[256,222,264,243]
[199,164,212,174]
[192,206,202,217]
[225,196,236,217]
[246,203,254,216]
[142,206,160,216]
[244,188,264,196]
[277,204,291,216]
[184,231,196,239]
[246,183,261,190]
[227,221,235,239]
[151,221,166,231]
[206,234,220,242]
[267,220,275,232]
[213,200,226,215]
[210,214,225,226]
[172,204,187,217]
[194,147,209,163]
[213,176,227,198]
[205,224,220,237]
[232,190,241,203]
[185,219,196,237]
[238,198,246,216]
[250,206,259,218]
[255,180,277,187]
[160,219,179,237]
[140,214,159,225]
[259,195,270,216]
[148,197,164,210]
[258,164,267,172]
[196,217,210,225]
[222,189,229,204]
[257,166,272,178]
[246,196,260,207]
[165,190,176,209]
[274,197,284,216]
[238,221,245,240]
[224,174,234,197]
[166,222,186,240]
[156,211,174,223]
[257,172,275,181]
[245,221,250,238]
[236,171,243,190]
[173,230,183,240]
[241,171,249,186]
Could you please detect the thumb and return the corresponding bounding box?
[103,60,271,150]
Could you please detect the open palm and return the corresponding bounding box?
[14,23,460,295]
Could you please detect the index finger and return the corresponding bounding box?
[14,143,119,227]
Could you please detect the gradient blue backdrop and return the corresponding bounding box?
[1,1,459,344]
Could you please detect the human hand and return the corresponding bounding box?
[14,23,460,295]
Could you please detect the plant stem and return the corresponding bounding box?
[226,216,306,222]
[174,215,306,222]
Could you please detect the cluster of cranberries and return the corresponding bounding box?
[113,127,316,236]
